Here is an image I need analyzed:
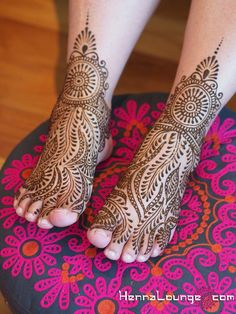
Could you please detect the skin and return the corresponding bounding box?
[14,0,159,228]
[14,0,236,262]
[87,0,236,262]
[14,17,112,228]
[88,47,225,262]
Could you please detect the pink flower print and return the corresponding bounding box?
[202,117,236,159]
[111,127,144,164]
[74,276,138,314]
[169,189,202,245]
[114,100,151,137]
[33,134,47,153]
[39,134,47,143]
[109,118,119,146]
[222,144,236,164]
[98,174,120,200]
[35,255,93,310]
[176,189,203,241]
[218,247,236,271]
[182,272,236,313]
[209,117,236,145]
[68,232,91,254]
[140,273,178,314]
[0,196,25,229]
[1,223,61,279]
[1,154,38,192]
[151,102,166,122]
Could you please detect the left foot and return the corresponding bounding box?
[88,50,223,262]
[87,121,198,262]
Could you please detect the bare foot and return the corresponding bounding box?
[87,50,222,262]
[14,22,113,229]
[87,124,195,262]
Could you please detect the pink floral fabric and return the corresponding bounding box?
[0,94,236,314]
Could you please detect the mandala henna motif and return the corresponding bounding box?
[19,17,110,217]
[158,43,223,157]
[92,45,224,255]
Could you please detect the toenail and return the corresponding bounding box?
[137,255,146,262]
[152,248,159,256]
[106,250,117,259]
[94,229,109,238]
[38,218,53,229]
[25,213,35,221]
[16,207,23,216]
[123,253,134,263]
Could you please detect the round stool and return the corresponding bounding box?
[0,93,236,313]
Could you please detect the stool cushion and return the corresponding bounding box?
[0,93,236,314]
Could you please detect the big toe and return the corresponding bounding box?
[87,228,112,248]
[49,208,79,227]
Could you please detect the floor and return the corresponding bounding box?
[0,1,235,313]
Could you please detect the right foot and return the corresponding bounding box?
[14,20,112,229]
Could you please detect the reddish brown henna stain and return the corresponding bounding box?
[92,44,223,255]
[18,16,110,218]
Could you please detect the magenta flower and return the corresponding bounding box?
[181,271,236,313]
[35,255,93,310]
[0,196,25,229]
[1,154,38,192]
[74,276,138,314]
[39,134,47,143]
[110,127,144,164]
[151,102,166,122]
[0,223,61,279]
[108,118,119,147]
[202,116,236,159]
[33,134,47,153]
[114,100,151,136]
[174,188,202,242]
[140,275,178,314]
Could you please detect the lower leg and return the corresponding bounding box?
[88,0,236,262]
[14,0,159,228]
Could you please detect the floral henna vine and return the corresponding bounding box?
[20,17,110,217]
[92,44,223,255]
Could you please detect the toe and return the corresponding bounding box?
[121,237,138,263]
[121,247,137,263]
[136,254,151,262]
[150,226,177,258]
[136,236,153,262]
[122,228,155,263]
[87,203,119,249]
[136,250,153,262]
[37,217,54,229]
[16,196,31,217]
[150,242,163,258]
[14,187,27,209]
[49,208,78,227]
[104,240,125,260]
[88,194,138,260]
[87,228,112,249]
[25,200,43,222]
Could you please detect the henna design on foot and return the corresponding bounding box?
[89,44,223,261]
[14,17,111,225]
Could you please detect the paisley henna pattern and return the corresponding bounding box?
[1,94,236,312]
[92,46,223,255]
[17,17,110,217]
